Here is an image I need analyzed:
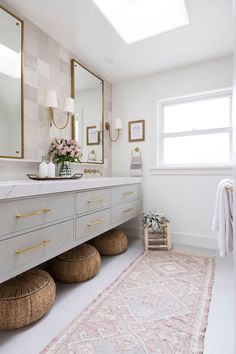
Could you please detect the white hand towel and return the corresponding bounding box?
[130,149,142,177]
[212,179,233,257]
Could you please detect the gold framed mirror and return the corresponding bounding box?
[0,5,24,159]
[71,59,104,164]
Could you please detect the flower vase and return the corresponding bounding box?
[59,161,71,177]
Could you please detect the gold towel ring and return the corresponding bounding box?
[131,147,141,157]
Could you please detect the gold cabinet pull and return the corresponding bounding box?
[16,208,51,218]
[123,207,134,213]
[87,218,104,227]
[122,191,134,196]
[15,240,50,255]
[87,197,104,203]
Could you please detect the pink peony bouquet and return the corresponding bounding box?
[49,138,82,165]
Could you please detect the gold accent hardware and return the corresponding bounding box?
[87,218,104,227]
[122,191,134,196]
[84,168,103,176]
[225,186,233,192]
[87,197,104,203]
[49,108,70,130]
[131,147,142,157]
[16,208,51,218]
[105,122,121,143]
[123,208,134,213]
[15,240,50,255]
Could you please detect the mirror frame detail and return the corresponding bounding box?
[71,59,104,165]
[0,5,24,159]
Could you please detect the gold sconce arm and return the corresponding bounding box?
[105,122,121,142]
[49,108,70,130]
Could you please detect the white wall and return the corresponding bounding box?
[112,56,233,249]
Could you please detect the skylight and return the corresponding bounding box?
[92,0,189,44]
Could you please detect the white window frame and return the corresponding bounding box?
[156,88,233,171]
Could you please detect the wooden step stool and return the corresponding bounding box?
[143,223,171,251]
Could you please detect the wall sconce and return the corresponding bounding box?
[105,118,122,142]
[45,90,75,130]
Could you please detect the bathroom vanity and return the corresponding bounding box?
[0,177,142,283]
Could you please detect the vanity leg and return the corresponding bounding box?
[165,223,171,251]
[144,227,148,251]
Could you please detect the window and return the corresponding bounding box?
[158,90,232,168]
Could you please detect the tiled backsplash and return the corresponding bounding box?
[0,1,112,180]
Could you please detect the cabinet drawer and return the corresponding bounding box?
[111,184,140,205]
[0,193,73,237]
[76,209,110,240]
[76,189,110,215]
[112,200,141,225]
[0,220,73,276]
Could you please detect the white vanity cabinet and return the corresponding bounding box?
[76,208,111,241]
[111,184,140,204]
[0,177,142,283]
[0,193,74,238]
[76,188,110,215]
[0,220,74,279]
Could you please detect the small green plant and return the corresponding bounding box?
[142,211,169,233]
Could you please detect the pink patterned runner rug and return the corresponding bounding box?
[42,251,215,354]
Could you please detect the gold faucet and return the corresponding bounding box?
[84,168,103,177]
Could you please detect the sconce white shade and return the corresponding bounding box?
[115,118,122,130]
[64,97,75,114]
[45,90,58,109]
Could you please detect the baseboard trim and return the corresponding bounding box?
[171,232,218,250]
[120,225,218,250]
[120,225,142,239]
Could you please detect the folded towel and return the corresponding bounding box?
[130,148,142,177]
[130,164,142,169]
[212,179,233,257]
[131,156,142,165]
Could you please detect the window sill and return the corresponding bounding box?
[150,165,232,175]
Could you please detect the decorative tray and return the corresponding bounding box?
[27,173,83,181]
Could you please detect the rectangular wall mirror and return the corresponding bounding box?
[0,6,24,159]
[71,59,104,164]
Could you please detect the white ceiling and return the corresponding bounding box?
[4,0,234,83]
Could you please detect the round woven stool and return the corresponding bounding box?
[0,269,56,330]
[89,229,128,256]
[50,243,101,283]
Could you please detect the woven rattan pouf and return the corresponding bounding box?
[89,229,128,256]
[0,269,56,330]
[50,243,101,283]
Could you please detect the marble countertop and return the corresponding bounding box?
[0,177,142,200]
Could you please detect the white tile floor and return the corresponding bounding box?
[0,238,234,354]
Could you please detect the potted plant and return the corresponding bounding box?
[142,211,170,251]
[49,138,82,176]
[142,211,169,233]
